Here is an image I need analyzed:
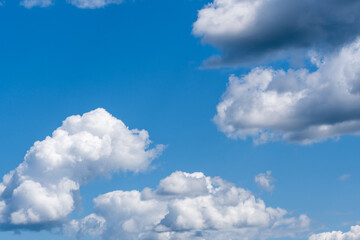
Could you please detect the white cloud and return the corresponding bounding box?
[20,0,52,8]
[67,0,123,9]
[214,38,360,144]
[193,0,360,67]
[193,0,263,39]
[0,108,164,230]
[67,171,310,240]
[309,225,360,240]
[255,171,274,192]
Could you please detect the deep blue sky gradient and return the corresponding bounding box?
[0,1,360,239]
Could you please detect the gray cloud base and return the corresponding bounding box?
[214,38,360,144]
[193,0,360,67]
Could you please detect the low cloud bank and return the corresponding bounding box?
[66,171,310,240]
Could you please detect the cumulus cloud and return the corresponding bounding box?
[67,0,123,9]
[309,225,360,240]
[255,171,274,192]
[193,0,360,67]
[20,0,52,8]
[214,38,360,144]
[66,171,310,240]
[0,108,164,230]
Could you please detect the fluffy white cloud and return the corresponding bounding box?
[67,0,123,9]
[193,0,360,67]
[255,171,274,192]
[0,108,163,230]
[194,0,263,39]
[309,225,360,240]
[214,38,360,144]
[20,0,52,8]
[67,171,310,240]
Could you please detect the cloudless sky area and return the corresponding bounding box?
[1,0,360,239]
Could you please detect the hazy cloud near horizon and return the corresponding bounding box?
[309,225,360,240]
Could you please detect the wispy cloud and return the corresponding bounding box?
[19,0,124,9]
[20,0,52,8]
[255,171,275,192]
[339,174,351,181]
[66,0,123,9]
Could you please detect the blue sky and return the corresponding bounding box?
[1,0,360,240]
